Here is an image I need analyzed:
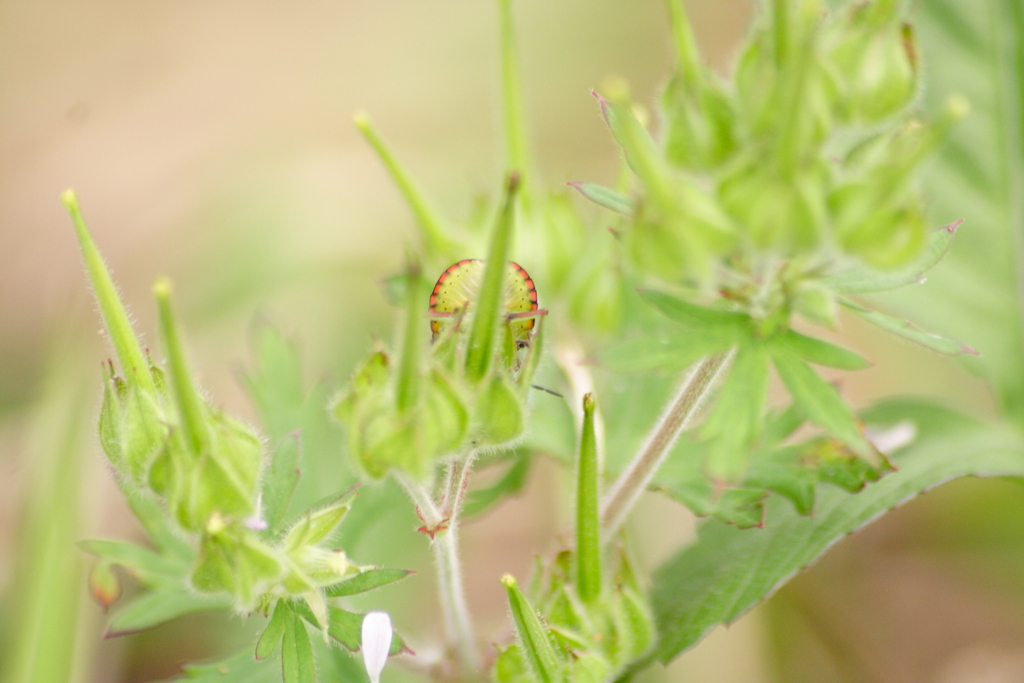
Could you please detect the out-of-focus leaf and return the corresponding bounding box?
[125,494,194,561]
[775,330,871,370]
[568,182,634,215]
[639,290,751,330]
[884,0,1024,421]
[463,453,532,518]
[648,399,1024,664]
[106,589,233,637]
[324,568,415,598]
[262,434,301,533]
[822,220,962,294]
[598,327,739,372]
[179,648,280,682]
[282,610,315,683]
[701,343,769,481]
[839,297,976,356]
[256,600,289,661]
[771,351,871,457]
[78,539,187,587]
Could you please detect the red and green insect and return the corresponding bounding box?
[427,259,544,346]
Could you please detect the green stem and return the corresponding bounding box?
[576,394,602,603]
[395,464,481,676]
[153,278,210,454]
[600,351,734,537]
[499,0,530,187]
[464,175,521,383]
[353,113,454,260]
[62,190,156,394]
[667,0,700,81]
[396,259,423,413]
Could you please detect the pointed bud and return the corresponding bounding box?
[575,394,602,603]
[88,559,122,610]
[361,612,393,683]
[501,574,566,683]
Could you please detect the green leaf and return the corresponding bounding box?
[701,343,770,481]
[879,0,1024,421]
[597,327,740,373]
[256,601,290,661]
[649,399,1024,664]
[283,493,353,553]
[776,330,871,370]
[262,434,301,533]
[463,452,532,518]
[78,539,187,587]
[839,296,977,356]
[180,648,280,682]
[124,494,193,561]
[639,290,751,331]
[324,568,415,598]
[292,602,409,655]
[282,610,316,683]
[106,589,233,637]
[771,351,871,457]
[474,374,525,446]
[822,220,961,294]
[568,182,634,215]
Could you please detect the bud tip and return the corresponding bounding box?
[501,573,518,589]
[353,111,371,130]
[152,276,173,300]
[61,188,78,210]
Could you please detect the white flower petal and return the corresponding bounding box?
[865,420,917,454]
[362,611,393,683]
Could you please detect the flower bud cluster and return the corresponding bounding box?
[591,0,962,328]
[333,178,543,481]
[67,192,376,614]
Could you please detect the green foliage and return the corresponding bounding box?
[647,399,1024,665]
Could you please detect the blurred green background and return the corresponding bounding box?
[1,1,1022,682]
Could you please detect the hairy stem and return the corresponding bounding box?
[600,351,734,537]
[396,455,481,677]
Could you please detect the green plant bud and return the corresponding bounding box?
[282,498,351,553]
[289,547,353,587]
[192,517,283,609]
[571,652,612,683]
[148,409,263,531]
[88,559,122,610]
[626,181,736,285]
[661,74,736,171]
[342,365,468,480]
[841,202,927,269]
[494,644,531,683]
[501,574,568,683]
[719,163,826,250]
[575,394,602,604]
[792,283,838,327]
[473,374,525,447]
[332,351,390,425]
[613,586,655,664]
[829,10,917,123]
